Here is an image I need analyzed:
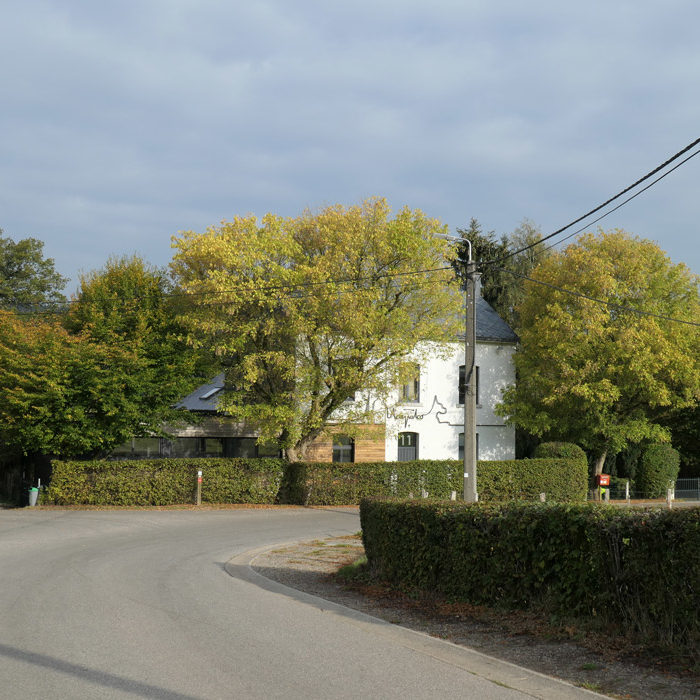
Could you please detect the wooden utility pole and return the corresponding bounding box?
[463,260,479,502]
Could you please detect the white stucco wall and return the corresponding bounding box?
[384,340,516,461]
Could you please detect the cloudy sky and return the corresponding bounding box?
[1,0,698,293]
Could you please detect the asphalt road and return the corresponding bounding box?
[0,507,601,699]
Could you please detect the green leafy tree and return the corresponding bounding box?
[171,198,462,460]
[0,228,67,307]
[661,403,700,476]
[454,218,549,331]
[64,255,215,434]
[0,311,143,458]
[497,229,700,475]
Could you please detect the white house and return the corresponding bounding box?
[384,296,517,462]
[111,296,517,462]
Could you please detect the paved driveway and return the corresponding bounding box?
[0,508,600,699]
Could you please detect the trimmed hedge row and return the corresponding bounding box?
[360,499,700,652]
[284,458,587,505]
[41,456,587,506]
[42,458,285,506]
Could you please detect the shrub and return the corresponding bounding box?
[281,460,461,505]
[282,458,587,505]
[41,458,285,506]
[478,458,587,502]
[40,456,587,506]
[636,444,681,498]
[533,441,587,465]
[360,499,700,654]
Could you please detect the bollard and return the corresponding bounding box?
[625,480,630,504]
[666,487,674,509]
[196,470,202,506]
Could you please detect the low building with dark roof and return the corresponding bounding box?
[112,295,517,463]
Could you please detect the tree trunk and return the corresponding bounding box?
[593,450,607,476]
[283,432,319,462]
[590,449,608,502]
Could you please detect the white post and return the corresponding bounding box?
[666,488,673,509]
[625,480,630,504]
[196,470,202,506]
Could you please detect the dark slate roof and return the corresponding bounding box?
[176,372,225,413]
[472,296,518,343]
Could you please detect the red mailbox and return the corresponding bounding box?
[596,474,610,487]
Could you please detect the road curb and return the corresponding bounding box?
[225,543,606,700]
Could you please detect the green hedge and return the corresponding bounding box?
[533,441,587,464]
[41,458,285,506]
[637,444,681,498]
[360,499,700,653]
[280,460,460,505]
[41,456,587,506]
[281,458,587,505]
[477,458,587,502]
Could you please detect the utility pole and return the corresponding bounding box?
[463,259,479,502]
[432,231,479,502]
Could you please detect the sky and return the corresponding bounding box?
[1,0,699,295]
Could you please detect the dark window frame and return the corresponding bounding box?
[332,435,355,463]
[458,365,479,406]
[397,431,419,461]
[458,432,479,461]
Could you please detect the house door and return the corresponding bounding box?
[397,432,418,461]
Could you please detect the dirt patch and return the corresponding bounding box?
[253,535,699,700]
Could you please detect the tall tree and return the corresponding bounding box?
[454,218,549,331]
[171,198,462,460]
[64,255,215,433]
[497,229,700,474]
[0,228,67,307]
[0,311,143,458]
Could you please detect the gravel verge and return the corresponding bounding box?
[252,535,699,700]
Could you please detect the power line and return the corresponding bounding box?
[536,147,700,255]
[5,265,456,315]
[495,266,700,327]
[481,137,700,267]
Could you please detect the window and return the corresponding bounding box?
[110,437,161,459]
[169,438,201,458]
[223,437,257,458]
[256,441,281,458]
[401,363,420,403]
[332,435,355,463]
[458,432,479,461]
[223,437,280,458]
[458,365,479,405]
[397,432,418,461]
[200,438,223,457]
